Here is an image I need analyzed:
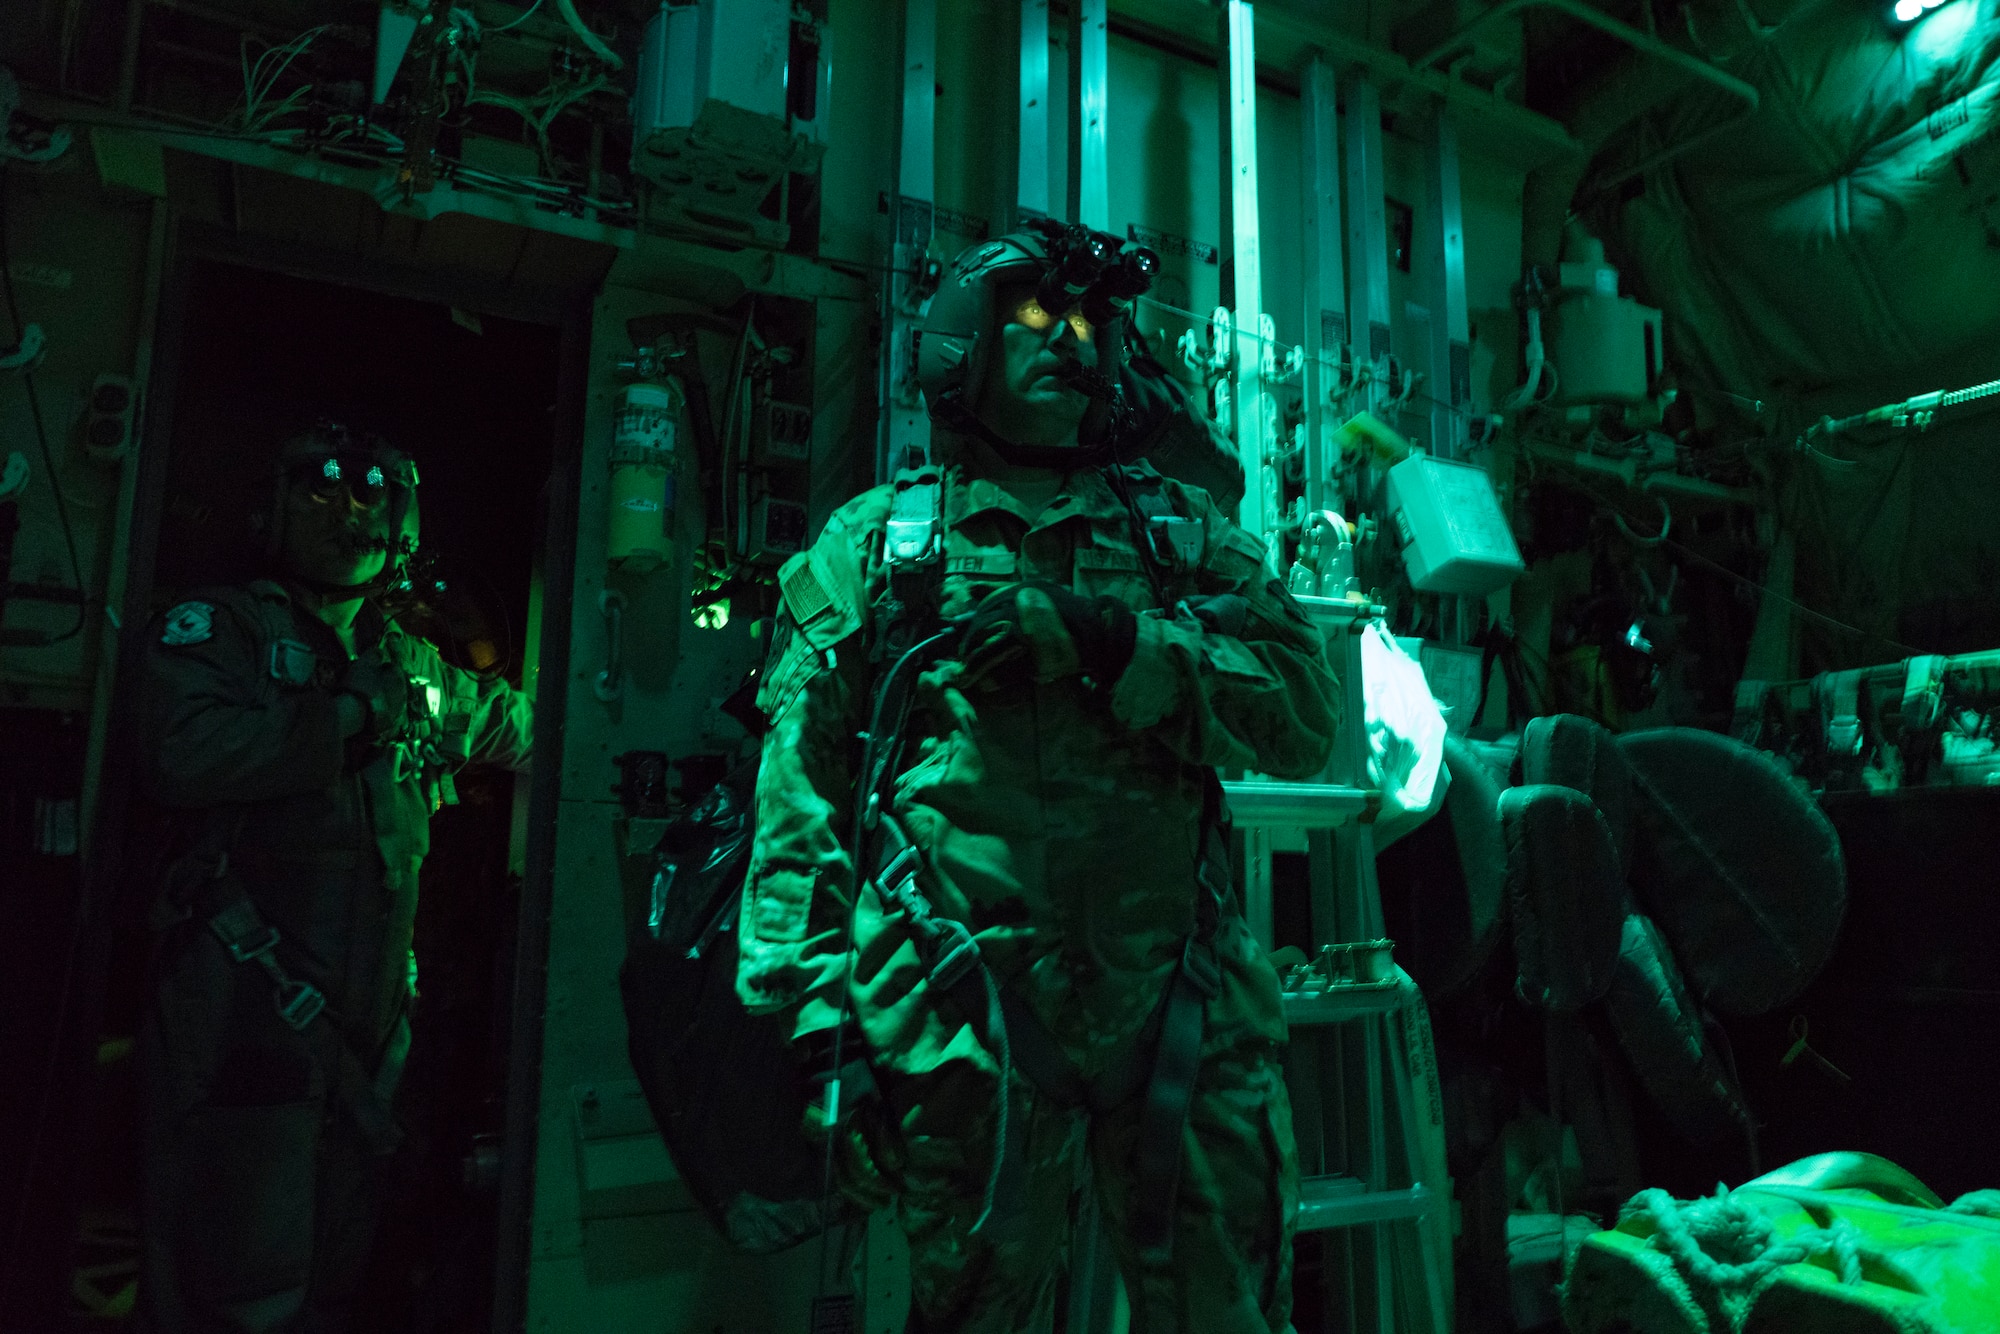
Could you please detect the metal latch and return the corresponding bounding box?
[1148,515,1203,572]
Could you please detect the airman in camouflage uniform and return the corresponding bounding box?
[739,229,1338,1333]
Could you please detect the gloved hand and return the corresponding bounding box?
[1179,592,1251,638]
[340,654,410,746]
[959,580,1138,687]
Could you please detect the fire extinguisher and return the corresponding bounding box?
[607,376,684,571]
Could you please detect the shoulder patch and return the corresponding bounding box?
[246,579,292,605]
[779,555,833,626]
[1208,524,1269,577]
[160,601,215,647]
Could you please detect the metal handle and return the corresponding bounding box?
[594,589,626,702]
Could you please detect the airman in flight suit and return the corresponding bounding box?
[136,426,532,1334]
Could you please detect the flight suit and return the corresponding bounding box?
[740,462,1339,1333]
[135,579,533,1334]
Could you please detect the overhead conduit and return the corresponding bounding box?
[1413,0,1760,273]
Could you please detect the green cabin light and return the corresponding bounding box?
[1892,0,1950,22]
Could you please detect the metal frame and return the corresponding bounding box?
[1300,55,1348,520]
[879,0,938,481]
[1246,606,1453,1334]
[1224,0,1278,558]
[1077,0,1111,230]
[1420,107,1472,463]
[492,295,590,1334]
[1343,75,1394,412]
[1019,0,1053,221]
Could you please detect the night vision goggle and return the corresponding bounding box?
[300,455,395,506]
[283,421,418,509]
[1022,218,1160,330]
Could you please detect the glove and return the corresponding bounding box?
[340,654,410,746]
[959,581,1138,687]
[1179,592,1251,638]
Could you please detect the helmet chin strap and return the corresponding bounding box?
[932,393,1117,471]
[287,535,410,601]
[934,358,1138,470]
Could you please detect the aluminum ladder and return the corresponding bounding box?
[1229,595,1455,1334]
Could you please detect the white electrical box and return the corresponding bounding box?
[1385,454,1525,596]
[630,0,824,242]
[632,0,788,130]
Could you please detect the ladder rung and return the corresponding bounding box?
[1282,981,1404,1024]
[1296,1179,1435,1231]
[1294,595,1386,626]
[1222,780,1373,829]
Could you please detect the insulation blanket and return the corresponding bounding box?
[1614,0,2000,400]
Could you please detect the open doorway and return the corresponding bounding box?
[70,257,564,1332]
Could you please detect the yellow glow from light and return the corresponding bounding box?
[1013,298,1093,343]
[1015,298,1056,331]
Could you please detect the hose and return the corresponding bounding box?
[553,0,623,69]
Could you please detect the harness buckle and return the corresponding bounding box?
[274,977,328,1031]
[1147,515,1203,573]
[873,846,924,910]
[926,921,982,992]
[207,899,280,964]
[1180,937,1222,1000]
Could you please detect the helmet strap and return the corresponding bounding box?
[932,392,1117,470]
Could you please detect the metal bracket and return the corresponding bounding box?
[594,588,626,702]
[1,324,46,373]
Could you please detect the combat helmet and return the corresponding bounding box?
[254,419,422,596]
[917,219,1158,466]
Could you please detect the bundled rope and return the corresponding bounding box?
[1622,1183,1872,1315]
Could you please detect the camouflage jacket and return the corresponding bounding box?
[738,462,1340,1061]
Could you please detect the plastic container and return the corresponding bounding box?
[1385,453,1525,596]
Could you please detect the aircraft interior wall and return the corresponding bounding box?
[5,0,2000,1331]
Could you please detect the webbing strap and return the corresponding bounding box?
[1819,668,1866,757]
[1902,655,1948,734]
[1130,935,1222,1266]
[170,850,404,1155]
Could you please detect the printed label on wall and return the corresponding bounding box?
[933,206,989,240]
[1126,223,1218,265]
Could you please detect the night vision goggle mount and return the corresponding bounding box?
[1023,218,1160,337]
[1021,220,1159,406]
[918,220,1161,465]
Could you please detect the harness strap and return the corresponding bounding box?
[165,830,405,1156]
[867,802,1230,1261]
[1129,858,1227,1265]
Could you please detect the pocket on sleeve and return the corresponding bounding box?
[749,865,817,943]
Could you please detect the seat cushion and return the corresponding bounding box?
[1618,728,1846,1016]
[1500,784,1627,1012]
